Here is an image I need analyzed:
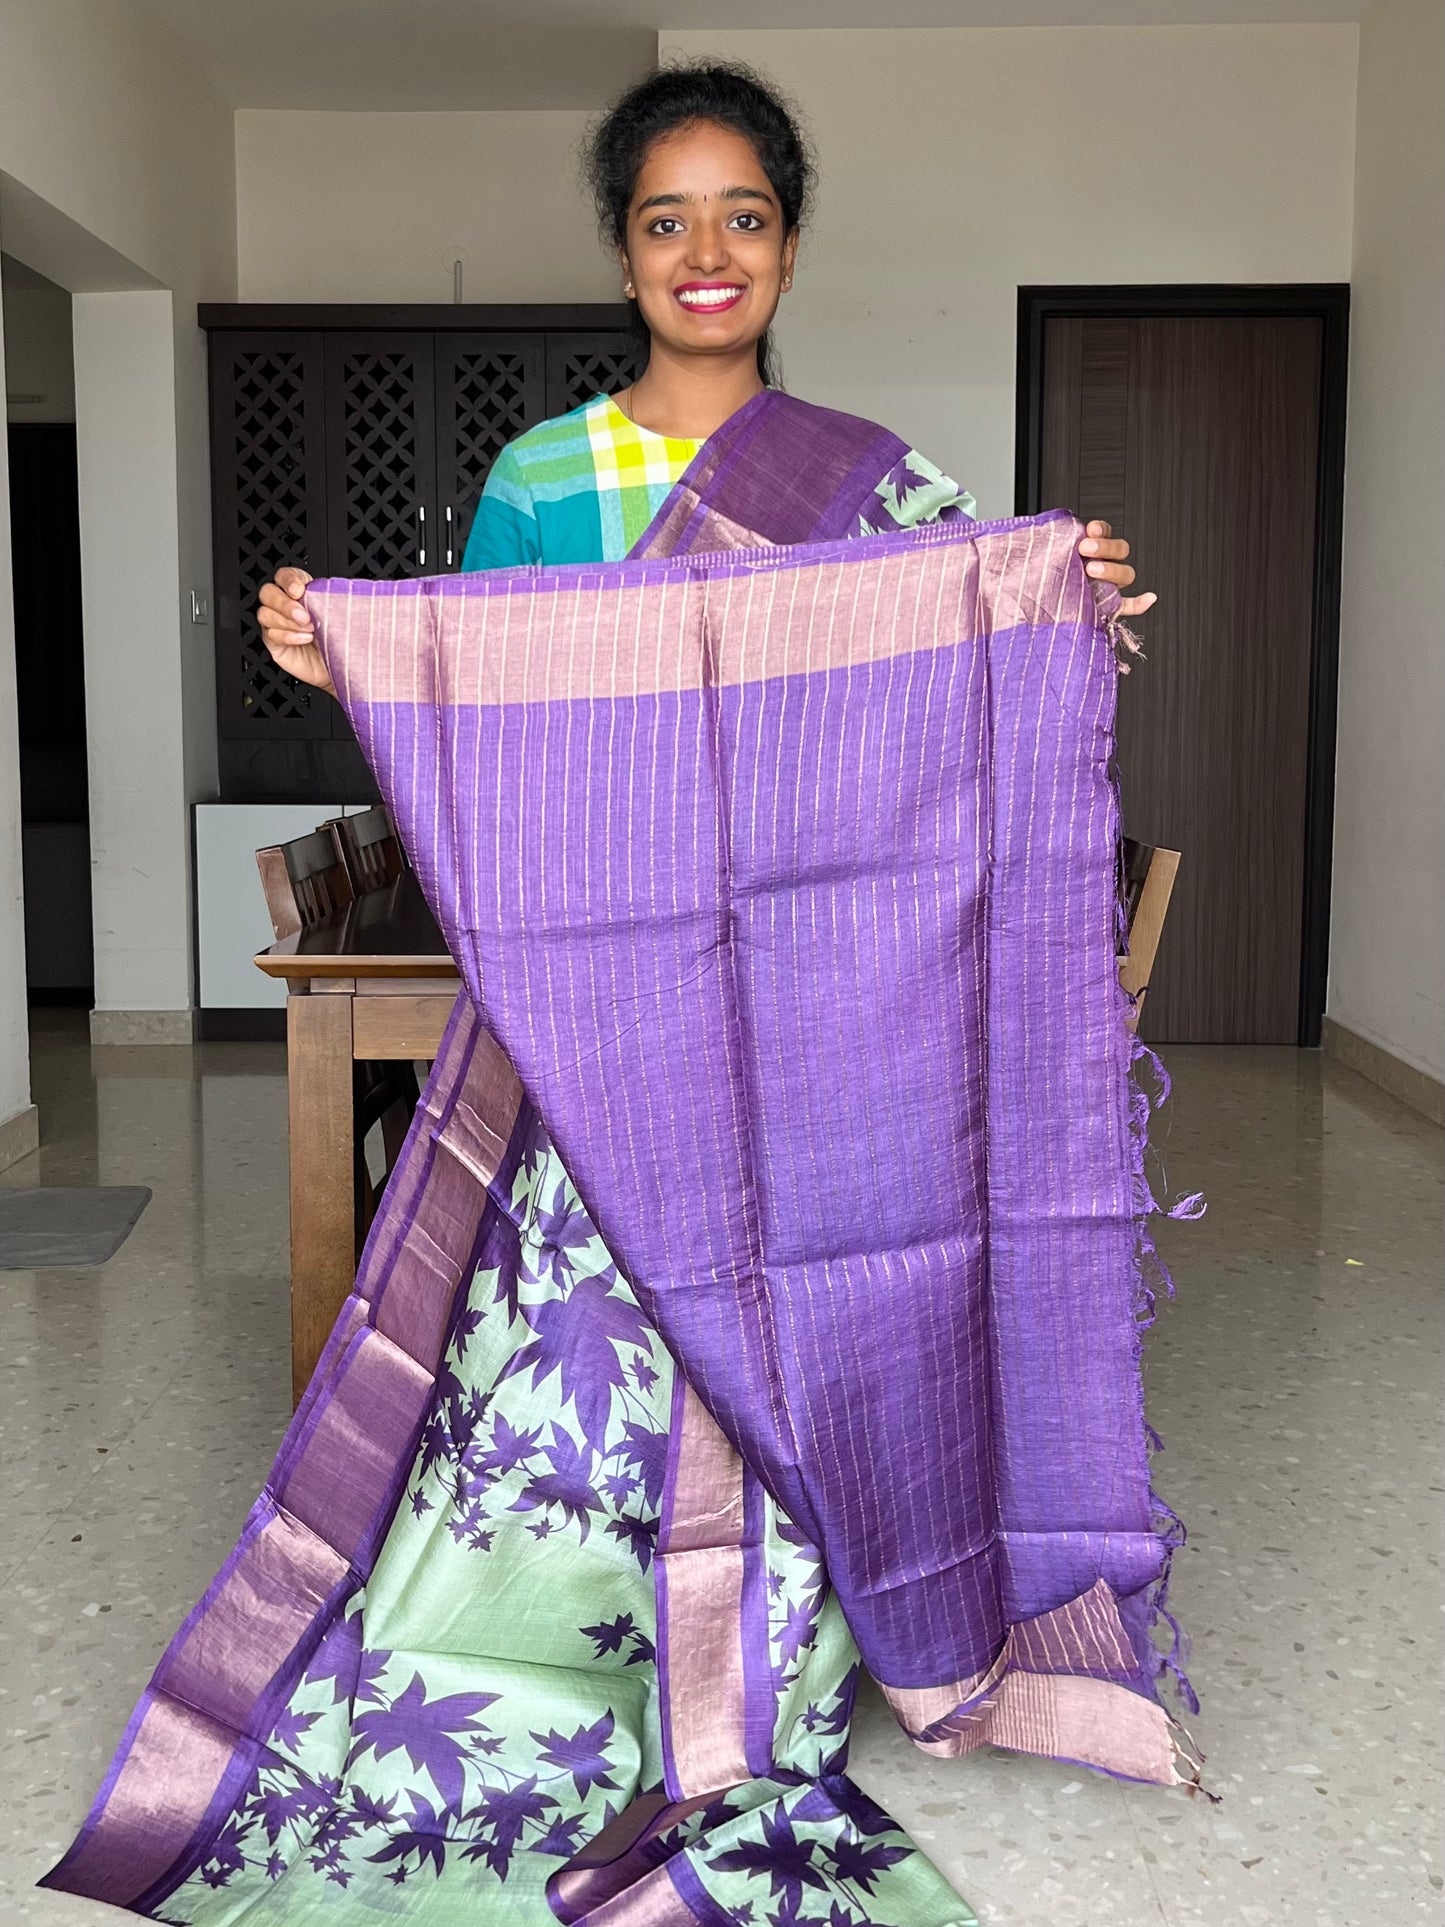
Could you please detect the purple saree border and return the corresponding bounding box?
[668,1857,740,1927]
[655,1381,758,1802]
[357,989,479,1312]
[38,1498,280,1893]
[738,1466,775,1781]
[41,1505,355,1904]
[42,998,532,1910]
[655,1387,774,1796]
[126,1556,361,1918]
[654,1372,687,1803]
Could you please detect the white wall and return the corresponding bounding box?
[237,110,614,303]
[1328,0,1445,1082]
[660,26,1357,512]
[0,280,35,1157]
[2,280,75,421]
[0,0,237,1049]
[236,33,1358,507]
[73,293,193,1016]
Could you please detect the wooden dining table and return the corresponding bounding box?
[254,870,460,1402]
[255,847,1180,1405]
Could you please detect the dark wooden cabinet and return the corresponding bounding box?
[209,330,331,749]
[435,333,546,569]
[203,304,643,799]
[545,334,648,420]
[324,332,438,582]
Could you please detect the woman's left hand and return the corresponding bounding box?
[1077,521,1156,620]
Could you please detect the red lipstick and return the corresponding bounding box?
[672,281,746,315]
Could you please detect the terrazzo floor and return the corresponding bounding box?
[1,1009,1440,1926]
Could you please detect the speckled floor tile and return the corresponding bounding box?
[2,1021,1440,1925]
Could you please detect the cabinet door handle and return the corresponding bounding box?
[445,504,455,568]
[416,503,427,570]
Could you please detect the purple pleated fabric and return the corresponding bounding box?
[308,498,1186,1724]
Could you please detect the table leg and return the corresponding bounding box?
[286,990,355,1406]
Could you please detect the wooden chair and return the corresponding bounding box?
[326,803,405,894]
[320,803,425,1182]
[255,826,419,1251]
[255,827,354,942]
[1118,836,1181,1030]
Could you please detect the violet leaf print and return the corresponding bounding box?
[580,1612,636,1657]
[607,1419,669,1510]
[364,1793,449,1882]
[460,1777,561,1880]
[531,1712,621,1798]
[505,1274,655,1446]
[824,1835,912,1896]
[348,1674,500,1812]
[509,1425,603,1539]
[708,1801,830,1913]
[605,1510,658,1569]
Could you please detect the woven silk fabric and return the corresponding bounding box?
[316,505,1186,1742]
[43,396,1191,1927]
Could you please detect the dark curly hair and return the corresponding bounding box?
[584,60,815,388]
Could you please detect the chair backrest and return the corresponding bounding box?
[255,827,356,941]
[329,804,404,895]
[1117,836,1181,1026]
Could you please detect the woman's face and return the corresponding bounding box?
[620,120,797,367]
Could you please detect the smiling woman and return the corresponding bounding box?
[46,59,1177,1927]
[591,62,810,401]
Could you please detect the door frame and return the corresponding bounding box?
[1014,283,1350,1049]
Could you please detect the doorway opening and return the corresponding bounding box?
[1015,284,1348,1047]
[3,253,92,1013]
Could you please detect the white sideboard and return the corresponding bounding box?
[195,803,369,1010]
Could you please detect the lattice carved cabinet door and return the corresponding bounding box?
[323,334,439,582]
[211,332,331,738]
[544,332,647,417]
[435,334,546,569]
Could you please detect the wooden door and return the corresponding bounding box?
[434,333,546,570]
[1038,313,1328,1044]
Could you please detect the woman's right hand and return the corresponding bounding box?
[257,567,334,696]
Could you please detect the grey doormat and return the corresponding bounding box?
[0,1186,152,1268]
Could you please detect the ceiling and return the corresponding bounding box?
[0,253,64,293]
[144,0,1368,111]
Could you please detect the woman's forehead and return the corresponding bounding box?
[632,123,772,198]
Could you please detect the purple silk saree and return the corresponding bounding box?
[45,395,1197,1926]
